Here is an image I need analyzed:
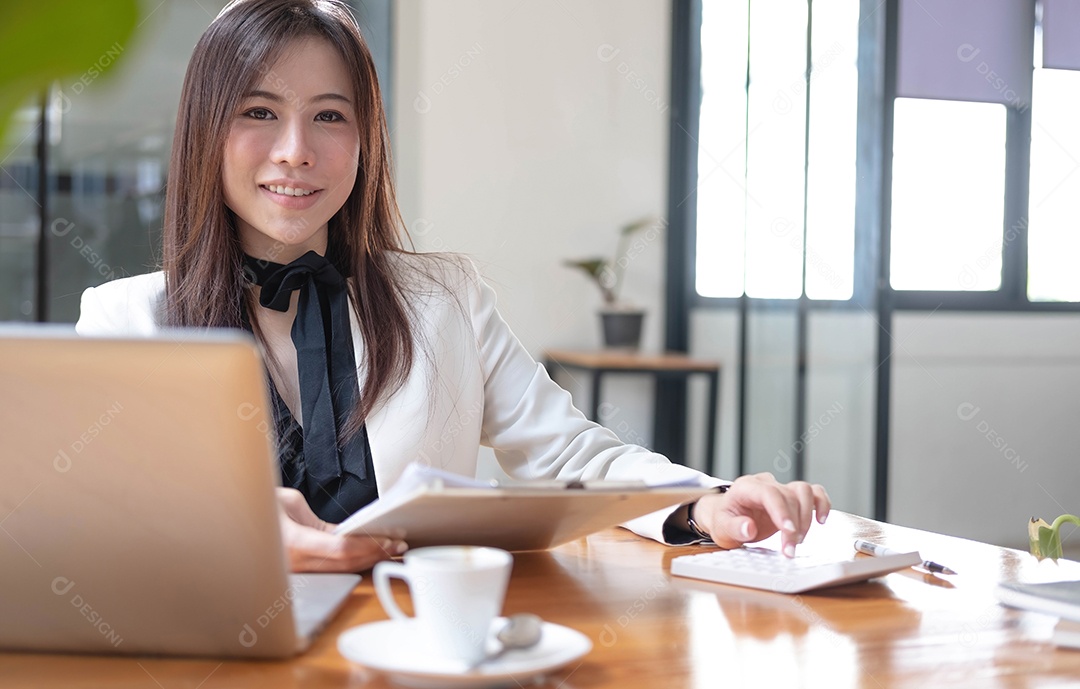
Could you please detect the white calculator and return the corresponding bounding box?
[670,546,922,593]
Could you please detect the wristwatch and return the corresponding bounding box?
[686,484,730,541]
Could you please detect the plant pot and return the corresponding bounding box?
[599,309,645,350]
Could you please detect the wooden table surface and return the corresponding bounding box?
[4,511,1080,688]
[544,348,720,372]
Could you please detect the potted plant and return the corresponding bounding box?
[563,216,661,350]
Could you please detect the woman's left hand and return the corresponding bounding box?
[276,487,406,572]
[691,472,831,557]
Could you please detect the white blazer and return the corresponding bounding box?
[74,254,721,543]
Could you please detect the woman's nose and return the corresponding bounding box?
[270,119,315,167]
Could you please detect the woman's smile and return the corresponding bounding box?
[259,180,325,210]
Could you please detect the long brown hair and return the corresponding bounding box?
[162,0,414,438]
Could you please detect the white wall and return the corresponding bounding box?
[393,0,672,477]
[890,313,1080,549]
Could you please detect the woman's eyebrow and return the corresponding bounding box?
[243,89,353,105]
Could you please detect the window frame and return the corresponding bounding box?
[667,0,1080,521]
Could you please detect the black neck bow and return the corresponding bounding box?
[241,250,369,487]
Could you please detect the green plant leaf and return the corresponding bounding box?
[1029,514,1080,562]
[619,215,660,237]
[1030,517,1059,561]
[0,0,141,146]
[563,258,608,279]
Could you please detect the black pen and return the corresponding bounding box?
[854,538,958,575]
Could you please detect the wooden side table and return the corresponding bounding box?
[542,349,721,473]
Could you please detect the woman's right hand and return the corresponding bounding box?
[276,487,408,572]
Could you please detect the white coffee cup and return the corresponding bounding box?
[373,546,513,666]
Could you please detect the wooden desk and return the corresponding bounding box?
[5,512,1080,687]
[543,349,721,472]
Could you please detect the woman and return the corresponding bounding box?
[76,0,830,572]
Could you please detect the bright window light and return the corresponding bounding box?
[695,0,859,301]
[743,0,807,299]
[890,98,1007,291]
[805,0,858,300]
[694,0,749,298]
[1028,68,1080,302]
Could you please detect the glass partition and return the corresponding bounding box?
[0,105,41,321]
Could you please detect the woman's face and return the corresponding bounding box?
[223,36,360,262]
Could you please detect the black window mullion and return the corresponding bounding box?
[34,92,48,323]
[656,0,703,465]
[1001,105,1032,304]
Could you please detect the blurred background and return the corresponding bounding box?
[2,0,1078,553]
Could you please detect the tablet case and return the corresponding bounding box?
[334,473,712,551]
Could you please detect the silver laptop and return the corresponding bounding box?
[0,327,360,658]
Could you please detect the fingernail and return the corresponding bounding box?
[740,521,752,540]
[381,539,394,551]
[395,541,409,554]
[784,544,796,558]
[818,513,827,524]
[783,519,796,532]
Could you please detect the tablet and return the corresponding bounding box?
[334,466,712,551]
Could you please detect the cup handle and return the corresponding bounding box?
[373,561,411,620]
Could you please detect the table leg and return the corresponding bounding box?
[590,371,602,422]
[706,370,719,476]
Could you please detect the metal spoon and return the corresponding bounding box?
[467,613,544,670]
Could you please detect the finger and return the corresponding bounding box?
[755,485,800,557]
[293,528,405,572]
[733,516,757,544]
[709,512,757,549]
[275,487,307,518]
[813,484,831,523]
[276,488,326,529]
[789,482,816,542]
[336,535,408,570]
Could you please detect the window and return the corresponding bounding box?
[694,0,860,301]
[889,99,1007,292]
[1027,68,1080,302]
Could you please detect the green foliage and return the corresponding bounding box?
[1029,514,1080,562]
[562,216,661,307]
[0,0,140,148]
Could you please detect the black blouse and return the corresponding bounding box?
[265,377,378,523]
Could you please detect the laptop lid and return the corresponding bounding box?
[0,327,351,658]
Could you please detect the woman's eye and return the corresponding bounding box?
[315,111,345,123]
[244,107,274,120]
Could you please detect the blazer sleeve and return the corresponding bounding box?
[74,273,166,336]
[460,260,726,544]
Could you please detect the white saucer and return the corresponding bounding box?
[337,617,592,689]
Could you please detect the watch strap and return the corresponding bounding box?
[686,484,730,541]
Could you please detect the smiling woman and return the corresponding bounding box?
[74,0,830,575]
